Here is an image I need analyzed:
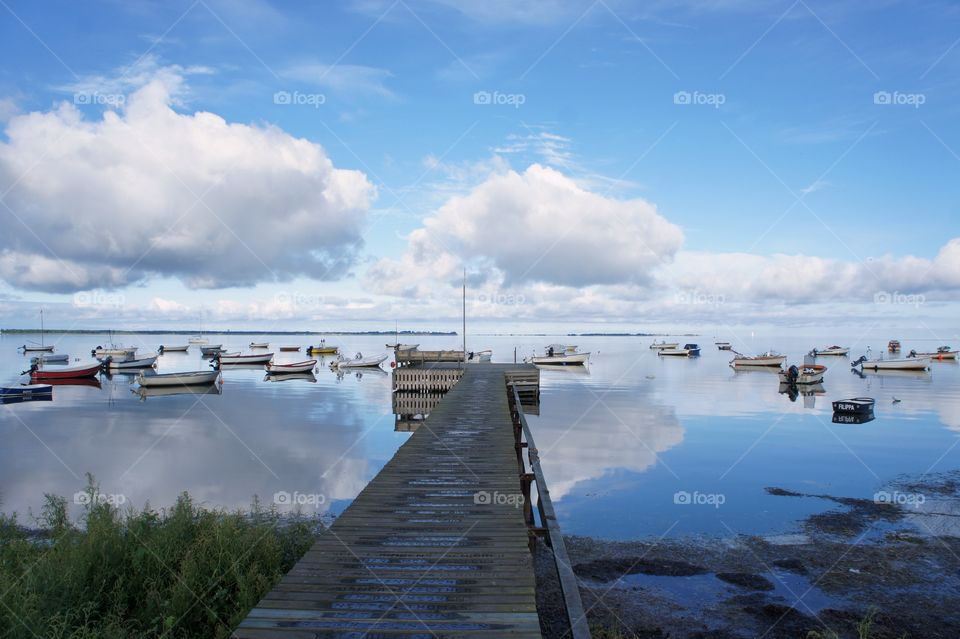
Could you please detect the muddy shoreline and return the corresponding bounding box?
[535,472,960,638]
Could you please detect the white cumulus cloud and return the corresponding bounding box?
[0,67,374,293]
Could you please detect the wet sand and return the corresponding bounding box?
[535,471,960,638]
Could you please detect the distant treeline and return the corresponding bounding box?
[1,329,457,336]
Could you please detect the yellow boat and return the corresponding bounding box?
[306,345,339,355]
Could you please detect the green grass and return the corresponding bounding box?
[0,476,315,638]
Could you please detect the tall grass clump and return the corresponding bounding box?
[0,476,315,638]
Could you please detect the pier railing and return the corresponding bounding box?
[508,384,591,639]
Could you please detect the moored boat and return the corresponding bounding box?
[832,397,875,414]
[217,352,274,365]
[93,346,138,358]
[888,339,901,352]
[329,353,388,369]
[729,351,786,367]
[200,345,224,356]
[265,360,318,374]
[188,337,209,345]
[779,363,828,384]
[467,349,493,363]
[0,384,53,398]
[30,354,69,364]
[103,355,158,369]
[21,344,55,353]
[279,346,301,352]
[851,351,929,371]
[649,340,679,350]
[29,362,101,380]
[386,343,419,351]
[137,370,221,387]
[912,346,958,361]
[811,345,849,356]
[249,342,269,348]
[158,345,189,353]
[525,344,590,365]
[715,342,732,350]
[658,343,701,357]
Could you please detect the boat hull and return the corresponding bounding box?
[779,364,827,384]
[857,357,930,370]
[307,347,339,355]
[249,343,269,349]
[814,348,849,356]
[22,345,55,353]
[218,353,274,365]
[137,371,221,387]
[1,384,53,397]
[158,345,189,352]
[731,356,786,367]
[31,363,101,380]
[265,360,318,374]
[332,355,388,369]
[106,356,158,369]
[279,346,301,352]
[649,342,679,350]
[526,352,590,365]
[833,397,875,414]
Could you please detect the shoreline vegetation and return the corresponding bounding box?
[0,477,315,639]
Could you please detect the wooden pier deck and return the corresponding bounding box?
[234,364,546,638]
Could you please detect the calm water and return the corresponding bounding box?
[2,330,958,541]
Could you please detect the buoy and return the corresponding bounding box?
[390,361,396,368]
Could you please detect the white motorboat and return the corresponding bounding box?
[730,351,786,367]
[658,343,701,357]
[330,353,388,369]
[217,352,274,365]
[525,345,590,366]
[811,345,849,356]
[265,360,318,374]
[30,353,69,364]
[104,355,158,369]
[158,345,189,353]
[852,352,930,371]
[779,363,828,384]
[912,346,958,361]
[649,340,679,350]
[137,370,221,387]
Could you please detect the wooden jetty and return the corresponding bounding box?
[234,363,587,638]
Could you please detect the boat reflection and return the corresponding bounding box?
[852,368,932,380]
[778,382,826,407]
[134,384,222,401]
[832,412,876,425]
[44,377,103,389]
[264,372,317,383]
[335,368,388,383]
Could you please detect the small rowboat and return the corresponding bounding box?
[658,343,701,357]
[715,342,732,350]
[217,352,274,365]
[279,346,301,352]
[30,362,101,380]
[21,344,55,353]
[158,345,189,353]
[779,363,827,384]
[104,355,158,369]
[649,341,679,350]
[832,397,875,414]
[386,343,419,351]
[330,353,388,369]
[249,342,269,348]
[730,351,786,367]
[307,345,339,355]
[200,345,224,355]
[137,370,221,387]
[265,360,317,374]
[811,346,849,356]
[31,354,69,364]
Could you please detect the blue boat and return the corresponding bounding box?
[683,343,701,356]
[0,384,53,404]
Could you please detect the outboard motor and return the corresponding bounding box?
[158,345,165,354]
[91,346,102,356]
[851,355,867,368]
[908,349,918,358]
[100,356,112,371]
[786,365,799,383]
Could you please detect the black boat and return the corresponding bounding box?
[832,397,875,414]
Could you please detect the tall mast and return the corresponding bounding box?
[462,268,466,366]
[40,309,44,347]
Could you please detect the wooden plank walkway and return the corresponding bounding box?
[234,365,543,638]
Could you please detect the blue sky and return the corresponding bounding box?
[0,0,958,331]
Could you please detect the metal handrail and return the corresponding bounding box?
[509,384,591,639]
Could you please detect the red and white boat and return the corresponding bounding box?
[29,362,102,380]
[217,352,274,365]
[265,359,317,374]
